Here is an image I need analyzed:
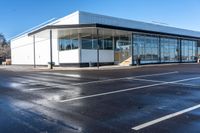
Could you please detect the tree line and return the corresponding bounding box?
[0,33,11,60]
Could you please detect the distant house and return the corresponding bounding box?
[11,11,200,67]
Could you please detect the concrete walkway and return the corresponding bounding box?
[0,63,186,72]
[51,64,180,71]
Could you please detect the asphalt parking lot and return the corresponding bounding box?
[0,64,200,133]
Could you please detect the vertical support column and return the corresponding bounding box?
[33,35,36,68]
[113,33,115,64]
[195,41,198,60]
[198,41,199,57]
[131,33,134,66]
[78,33,82,67]
[158,36,161,63]
[50,29,53,69]
[179,39,182,63]
[57,34,60,66]
[97,28,100,69]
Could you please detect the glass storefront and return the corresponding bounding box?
[181,40,197,62]
[198,41,200,57]
[114,33,132,64]
[57,28,198,65]
[198,47,200,58]
[133,34,197,65]
[133,35,159,64]
[160,38,179,62]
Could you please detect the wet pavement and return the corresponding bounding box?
[0,64,200,133]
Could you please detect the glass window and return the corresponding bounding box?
[198,47,200,58]
[92,39,98,49]
[181,40,197,62]
[104,37,113,50]
[71,34,79,49]
[58,33,79,51]
[82,35,93,49]
[133,35,159,64]
[81,30,113,50]
[99,39,104,49]
[81,34,100,49]
[160,38,178,63]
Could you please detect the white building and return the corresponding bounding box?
[11,11,200,68]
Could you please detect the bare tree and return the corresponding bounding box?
[0,34,7,46]
[0,34,11,59]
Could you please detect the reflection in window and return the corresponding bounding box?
[103,37,113,50]
[198,47,200,58]
[181,40,197,62]
[133,35,159,64]
[133,34,197,64]
[59,34,78,51]
[81,32,113,50]
[161,38,178,62]
[82,35,94,49]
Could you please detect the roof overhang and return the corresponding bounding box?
[28,23,200,40]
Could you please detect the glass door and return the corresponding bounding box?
[114,40,132,65]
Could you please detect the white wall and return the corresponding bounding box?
[81,50,114,63]
[99,50,114,62]
[11,31,59,66]
[52,38,59,65]
[59,49,79,63]
[11,35,34,65]
[34,30,59,66]
[53,11,79,25]
[34,37,50,65]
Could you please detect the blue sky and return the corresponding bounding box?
[1,0,200,40]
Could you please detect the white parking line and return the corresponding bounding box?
[58,76,200,103]
[23,75,73,84]
[40,72,81,78]
[59,82,168,102]
[28,87,53,91]
[71,71,179,86]
[133,78,165,83]
[13,71,178,92]
[134,71,178,78]
[134,78,199,87]
[132,104,200,130]
[13,78,72,89]
[171,77,200,83]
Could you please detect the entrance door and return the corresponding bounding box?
[114,40,132,65]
